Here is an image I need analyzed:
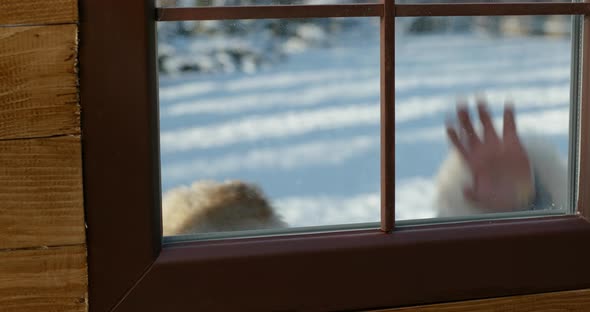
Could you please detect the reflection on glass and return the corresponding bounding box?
[395,15,573,221]
[158,18,380,237]
[157,0,379,7]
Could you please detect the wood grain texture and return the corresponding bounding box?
[375,289,590,312]
[0,245,87,312]
[0,0,77,26]
[0,24,80,140]
[0,136,84,249]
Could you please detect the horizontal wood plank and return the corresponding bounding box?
[0,245,87,312]
[376,289,590,312]
[0,24,79,140]
[0,136,84,249]
[0,0,77,26]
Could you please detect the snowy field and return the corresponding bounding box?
[158,19,572,228]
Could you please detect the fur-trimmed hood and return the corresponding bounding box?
[162,180,286,236]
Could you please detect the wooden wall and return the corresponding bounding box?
[0,1,589,311]
[0,1,87,311]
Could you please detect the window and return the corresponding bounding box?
[395,14,577,222]
[81,1,590,311]
[158,16,383,237]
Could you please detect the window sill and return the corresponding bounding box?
[110,215,590,311]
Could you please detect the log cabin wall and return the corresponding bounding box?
[0,1,87,311]
[0,1,589,311]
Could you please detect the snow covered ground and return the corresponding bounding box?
[158,18,572,229]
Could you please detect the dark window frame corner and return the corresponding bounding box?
[80,1,590,311]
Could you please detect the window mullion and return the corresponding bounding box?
[380,0,394,233]
[395,3,590,17]
[156,4,382,21]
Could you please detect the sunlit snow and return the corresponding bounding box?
[159,19,572,226]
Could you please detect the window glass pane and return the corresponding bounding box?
[157,0,379,8]
[395,15,576,222]
[158,17,380,240]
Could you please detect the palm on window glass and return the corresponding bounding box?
[446,101,534,212]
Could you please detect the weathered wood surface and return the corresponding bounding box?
[0,0,77,26]
[0,1,86,311]
[0,245,87,312]
[376,289,590,312]
[0,136,84,249]
[0,24,79,140]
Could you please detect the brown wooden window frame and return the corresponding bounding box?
[80,1,590,311]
